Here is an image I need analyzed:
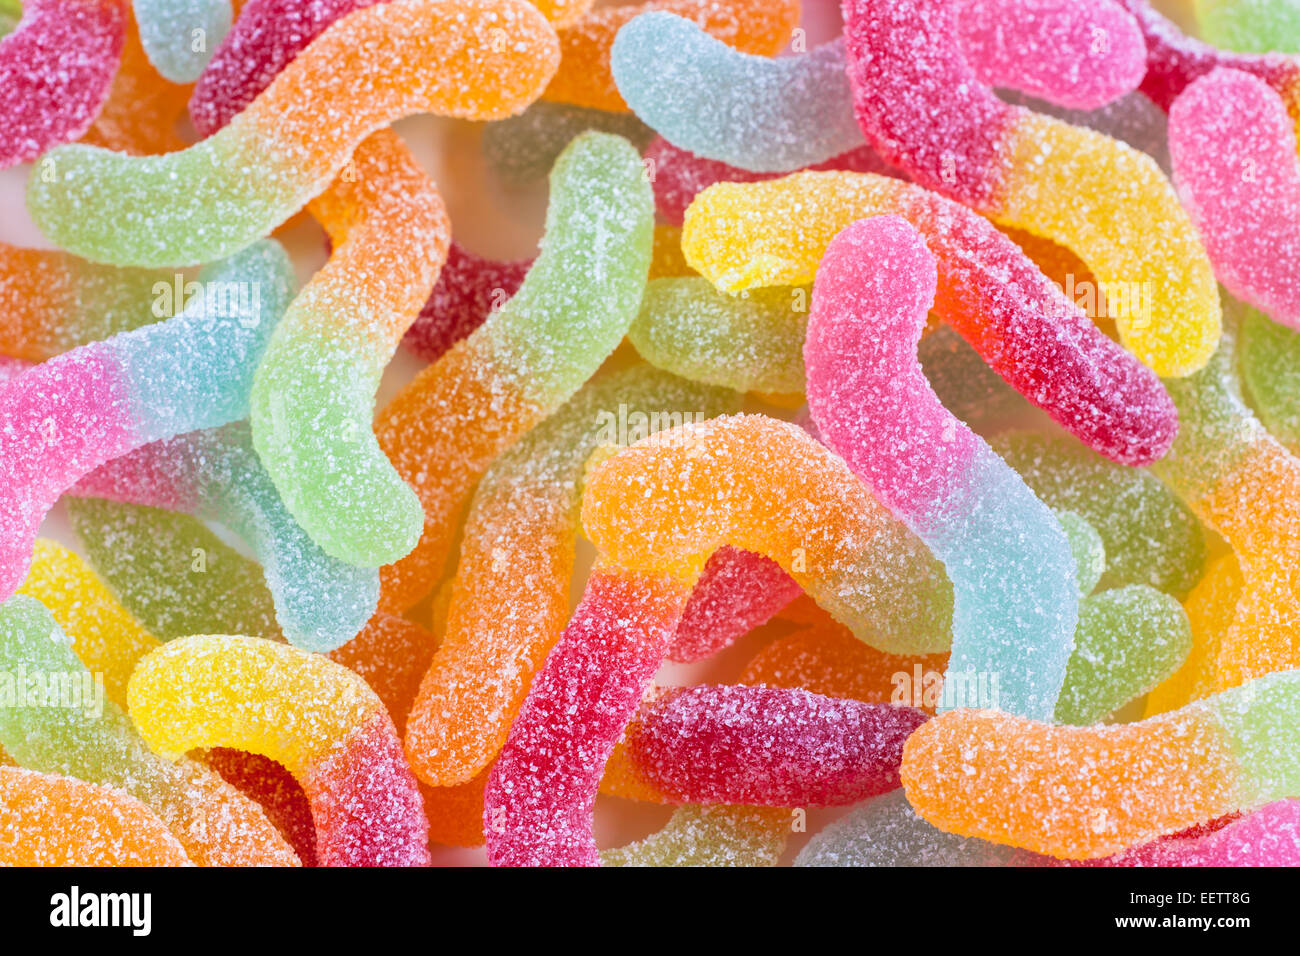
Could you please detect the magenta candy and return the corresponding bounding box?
[668,547,801,663]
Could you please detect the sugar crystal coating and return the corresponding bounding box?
[132,0,230,83]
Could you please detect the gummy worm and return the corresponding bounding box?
[128,635,430,867]
[0,240,295,602]
[132,0,231,83]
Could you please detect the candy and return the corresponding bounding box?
[612,1,1144,173]
[404,365,735,787]
[375,131,653,611]
[543,0,799,113]
[990,430,1207,597]
[0,240,295,602]
[132,0,231,83]
[804,214,1076,719]
[1240,306,1300,450]
[71,423,379,651]
[902,667,1300,859]
[615,685,926,807]
[601,805,789,867]
[668,548,801,663]
[128,634,430,866]
[1196,0,1300,52]
[0,595,300,866]
[1169,68,1300,330]
[681,172,1178,466]
[0,766,192,866]
[485,414,952,866]
[1079,799,1300,865]
[1151,300,1300,690]
[996,89,1173,175]
[27,0,560,266]
[840,0,1220,377]
[250,129,450,567]
[0,0,126,168]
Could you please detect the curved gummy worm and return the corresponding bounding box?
[991,430,1207,598]
[482,99,654,185]
[251,130,450,567]
[1170,68,1300,330]
[601,804,790,867]
[485,414,954,866]
[0,243,170,362]
[1078,799,1300,865]
[615,684,926,807]
[612,2,1144,173]
[374,131,653,612]
[902,667,1300,859]
[543,0,799,113]
[0,766,192,866]
[27,0,560,267]
[0,240,295,603]
[401,242,530,363]
[0,0,126,168]
[685,172,1176,465]
[72,422,380,652]
[128,634,430,867]
[840,0,1219,377]
[132,0,230,83]
[404,366,735,787]
[1240,305,1300,451]
[0,595,299,866]
[1152,301,1300,690]
[804,215,1077,719]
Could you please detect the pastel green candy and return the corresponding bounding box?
[1054,585,1193,725]
[1195,0,1300,52]
[601,805,789,867]
[1211,668,1300,805]
[482,100,653,185]
[133,0,232,83]
[1239,305,1300,451]
[628,278,809,394]
[65,498,281,642]
[1056,509,1105,597]
[992,430,1207,598]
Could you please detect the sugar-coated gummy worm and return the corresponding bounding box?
[128,635,430,867]
[71,423,380,652]
[804,215,1077,720]
[250,129,450,567]
[1075,799,1300,866]
[990,430,1207,598]
[485,414,953,866]
[681,171,1177,467]
[0,243,170,362]
[542,0,800,113]
[0,240,295,603]
[1240,305,1300,451]
[1196,0,1300,52]
[0,766,193,866]
[902,667,1300,859]
[1169,68,1300,330]
[0,0,127,168]
[27,0,560,267]
[841,0,1220,378]
[404,366,735,787]
[0,595,300,866]
[374,131,654,612]
[1152,300,1300,691]
[601,804,790,867]
[132,0,231,83]
[482,99,654,185]
[615,684,927,807]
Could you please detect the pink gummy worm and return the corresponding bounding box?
[485,569,688,867]
[647,137,897,227]
[1169,68,1300,330]
[401,242,531,363]
[1072,801,1300,866]
[624,684,927,806]
[1119,0,1300,111]
[69,432,201,513]
[189,0,382,136]
[0,346,134,598]
[0,0,126,167]
[804,214,978,514]
[956,0,1146,110]
[668,547,802,663]
[0,355,32,382]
